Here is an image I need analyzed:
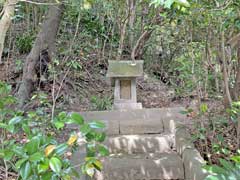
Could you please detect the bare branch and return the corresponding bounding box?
[19,0,60,5]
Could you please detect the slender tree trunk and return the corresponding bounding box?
[116,1,130,60]
[18,4,63,107]
[131,30,153,60]
[0,0,18,64]
[233,41,240,101]
[221,30,232,107]
[128,0,136,50]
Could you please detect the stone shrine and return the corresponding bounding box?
[107,60,143,110]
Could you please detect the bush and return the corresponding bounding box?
[90,95,112,111]
[0,81,108,179]
[16,33,34,53]
[204,155,240,180]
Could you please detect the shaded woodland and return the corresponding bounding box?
[0,0,240,179]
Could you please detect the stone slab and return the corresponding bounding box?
[94,152,184,180]
[119,109,163,134]
[174,126,209,180]
[107,60,143,78]
[113,102,142,110]
[175,127,195,155]
[79,111,121,135]
[161,107,187,133]
[105,134,173,154]
[183,148,209,180]
[69,108,186,135]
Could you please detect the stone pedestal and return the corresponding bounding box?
[107,60,143,110]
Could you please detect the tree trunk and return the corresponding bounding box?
[116,1,130,60]
[131,30,153,60]
[233,42,240,101]
[18,4,63,107]
[221,31,232,107]
[128,0,136,50]
[0,0,18,64]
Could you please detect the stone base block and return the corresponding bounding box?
[94,152,184,180]
[113,102,142,110]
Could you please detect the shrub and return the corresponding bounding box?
[0,81,108,179]
[16,33,34,53]
[204,155,240,180]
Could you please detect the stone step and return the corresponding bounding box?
[69,107,186,135]
[94,152,184,180]
[106,134,174,154]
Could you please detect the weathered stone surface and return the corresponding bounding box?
[107,60,143,78]
[69,108,185,135]
[183,148,209,180]
[105,134,173,154]
[120,80,131,99]
[94,152,184,180]
[119,109,163,134]
[175,127,195,155]
[71,144,87,180]
[113,102,142,110]
[80,111,121,135]
[161,107,186,133]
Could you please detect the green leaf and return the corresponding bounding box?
[9,116,23,125]
[200,103,208,113]
[12,145,27,158]
[49,157,62,174]
[175,0,190,7]
[54,121,65,130]
[20,161,32,180]
[98,145,109,156]
[0,149,4,158]
[203,165,226,174]
[55,143,68,156]
[80,124,91,135]
[69,112,84,125]
[164,0,174,8]
[89,121,105,129]
[231,156,240,163]
[219,159,234,171]
[0,122,8,129]
[205,176,220,180]
[37,159,49,174]
[16,158,28,169]
[58,111,67,119]
[93,160,103,171]
[85,163,95,177]
[41,172,53,180]
[22,124,31,136]
[95,132,106,142]
[25,136,40,155]
[29,152,43,162]
[7,124,15,133]
[4,150,14,161]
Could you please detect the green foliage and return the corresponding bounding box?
[16,33,34,53]
[90,95,112,111]
[66,60,82,70]
[227,101,240,123]
[150,0,190,8]
[204,155,240,180]
[0,81,108,179]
